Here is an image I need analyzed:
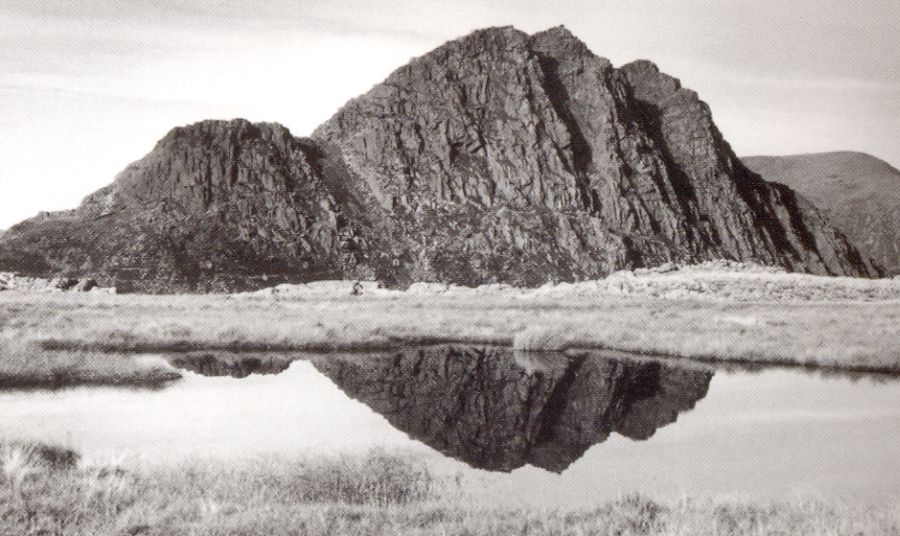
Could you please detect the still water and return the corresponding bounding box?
[0,346,897,507]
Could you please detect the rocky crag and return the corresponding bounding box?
[744,152,900,275]
[312,346,712,472]
[0,26,878,292]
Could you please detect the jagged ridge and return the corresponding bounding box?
[0,26,879,291]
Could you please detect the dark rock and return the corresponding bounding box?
[31,443,80,470]
[2,442,80,471]
[0,26,878,292]
[311,346,712,473]
[52,277,79,291]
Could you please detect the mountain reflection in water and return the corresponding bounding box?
[308,346,713,473]
[168,353,294,378]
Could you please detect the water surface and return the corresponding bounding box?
[0,346,897,507]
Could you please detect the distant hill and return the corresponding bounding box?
[744,152,900,275]
[0,26,877,292]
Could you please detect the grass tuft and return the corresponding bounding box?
[0,444,896,535]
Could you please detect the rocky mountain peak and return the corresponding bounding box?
[620,59,683,101]
[0,26,880,291]
[112,118,312,211]
[158,119,295,149]
[529,25,593,56]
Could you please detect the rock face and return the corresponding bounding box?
[0,26,878,291]
[0,121,386,292]
[312,346,712,472]
[744,152,900,275]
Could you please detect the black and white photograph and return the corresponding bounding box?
[0,1,898,534]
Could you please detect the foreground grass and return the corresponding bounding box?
[0,279,898,375]
[1,443,896,536]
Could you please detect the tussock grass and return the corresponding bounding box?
[0,445,896,536]
[512,325,571,352]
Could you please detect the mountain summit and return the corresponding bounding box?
[0,26,879,291]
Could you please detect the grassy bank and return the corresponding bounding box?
[0,340,181,389]
[1,443,897,536]
[1,282,898,376]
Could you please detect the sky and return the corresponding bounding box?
[1,0,898,229]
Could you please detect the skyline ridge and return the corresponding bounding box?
[2,4,897,228]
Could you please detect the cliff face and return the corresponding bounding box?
[311,346,712,472]
[0,26,877,291]
[744,152,900,275]
[0,121,391,291]
[313,26,875,283]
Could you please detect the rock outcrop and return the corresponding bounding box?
[0,272,109,293]
[312,346,712,472]
[0,26,877,291]
[0,121,386,292]
[744,152,900,275]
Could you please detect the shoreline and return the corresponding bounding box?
[0,297,898,384]
[1,263,898,385]
[33,338,900,378]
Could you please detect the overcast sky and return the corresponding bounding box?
[1,0,898,229]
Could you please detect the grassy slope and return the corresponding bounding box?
[743,152,900,273]
[1,264,898,378]
[1,444,897,536]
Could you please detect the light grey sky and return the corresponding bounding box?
[1,0,898,229]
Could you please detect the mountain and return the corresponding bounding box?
[312,346,712,473]
[0,122,379,292]
[0,26,877,292]
[744,152,900,275]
